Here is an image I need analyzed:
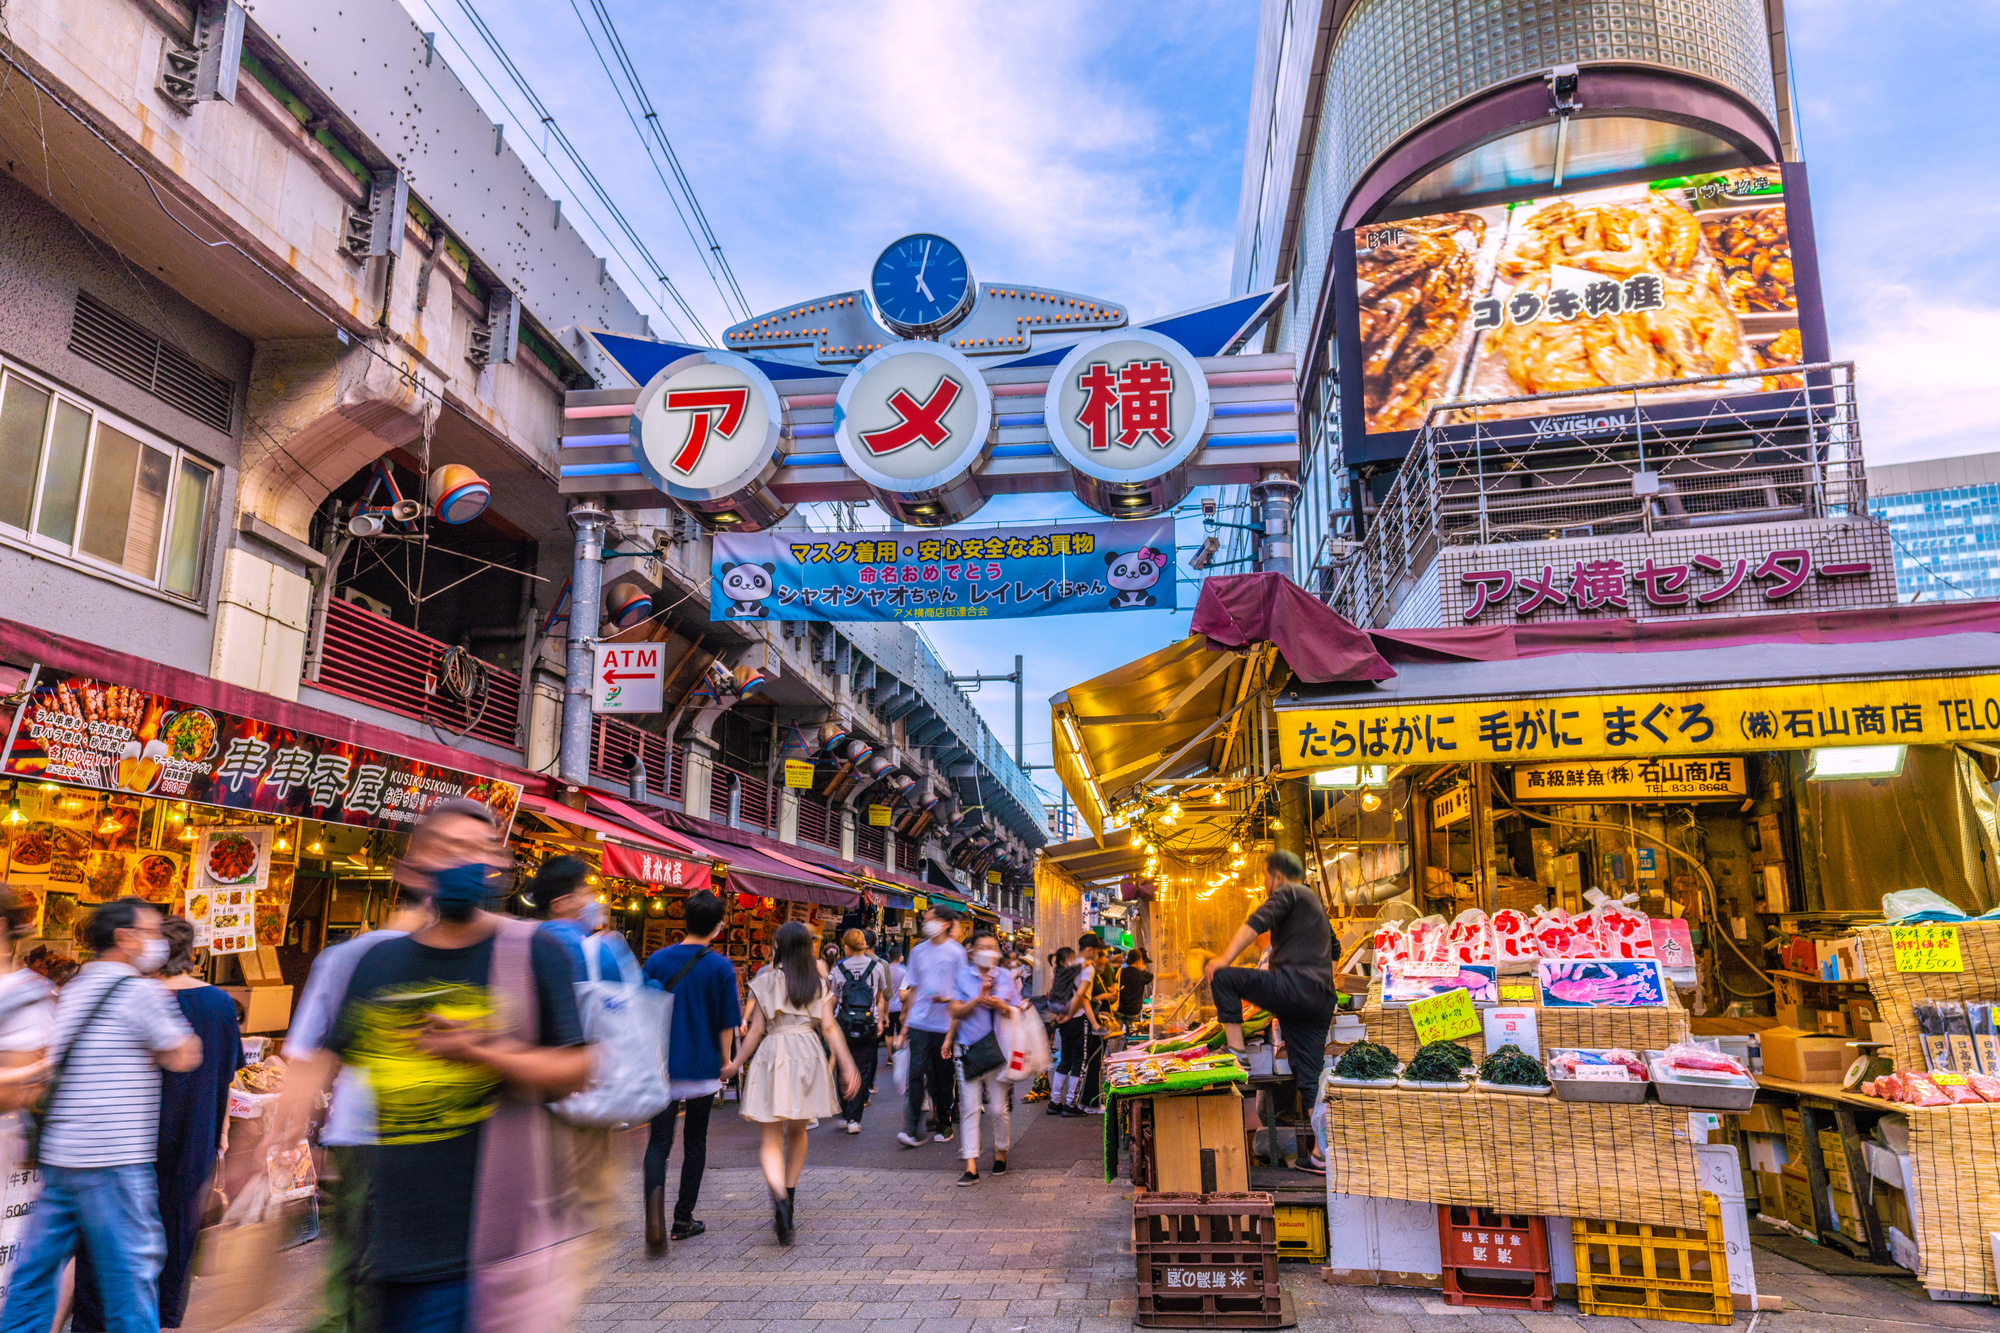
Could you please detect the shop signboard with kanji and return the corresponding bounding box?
[709,517,1174,622]
[1279,671,2000,768]
[598,841,711,893]
[1,668,522,832]
[1513,758,1748,801]
[1341,165,1822,461]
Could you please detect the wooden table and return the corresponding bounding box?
[1750,1074,1897,1264]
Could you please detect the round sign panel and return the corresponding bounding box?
[1045,329,1211,483]
[629,351,785,502]
[834,342,994,492]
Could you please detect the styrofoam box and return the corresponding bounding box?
[1694,1143,1756,1297]
[1325,1191,1440,1276]
[1696,1142,1747,1202]
[1746,1132,1791,1174]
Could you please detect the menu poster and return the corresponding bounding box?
[2,668,522,835]
[193,828,271,954]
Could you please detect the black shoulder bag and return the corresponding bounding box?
[24,975,132,1169]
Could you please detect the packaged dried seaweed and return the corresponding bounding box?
[1404,1041,1473,1084]
[1332,1040,1399,1081]
[1478,1046,1550,1088]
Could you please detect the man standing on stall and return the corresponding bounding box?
[1201,850,1336,1172]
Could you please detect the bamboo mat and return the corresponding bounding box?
[1905,1103,2000,1295]
[1857,921,2000,1076]
[1353,985,1688,1064]
[1321,1086,1704,1229]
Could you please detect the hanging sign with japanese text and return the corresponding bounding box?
[709,517,1175,622]
[1280,672,2000,768]
[1432,781,1470,828]
[191,826,270,954]
[867,804,892,827]
[783,759,814,789]
[598,841,712,893]
[1,668,522,834]
[1452,539,1881,623]
[1890,924,1963,973]
[1043,329,1212,483]
[1513,758,1747,801]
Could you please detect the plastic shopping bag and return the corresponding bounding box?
[998,1008,1053,1082]
[892,1043,911,1095]
[554,934,672,1128]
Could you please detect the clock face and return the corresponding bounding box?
[871,234,972,333]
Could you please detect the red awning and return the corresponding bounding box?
[643,808,859,907]
[0,615,540,789]
[585,793,716,861]
[518,793,709,860]
[1189,572,1395,684]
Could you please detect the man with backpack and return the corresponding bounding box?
[830,930,888,1134]
[639,890,740,1253]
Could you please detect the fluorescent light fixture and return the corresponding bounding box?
[1311,764,1388,788]
[1808,745,1905,780]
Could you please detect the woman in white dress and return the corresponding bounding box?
[724,921,860,1244]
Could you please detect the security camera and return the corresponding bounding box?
[1201,497,1217,518]
[1189,535,1221,571]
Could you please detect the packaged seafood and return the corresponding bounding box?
[1446,908,1494,965]
[1489,908,1538,973]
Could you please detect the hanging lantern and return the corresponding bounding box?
[733,663,768,698]
[844,737,875,766]
[428,463,492,524]
[603,581,654,631]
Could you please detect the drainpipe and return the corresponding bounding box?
[1250,472,1302,576]
[560,499,611,789]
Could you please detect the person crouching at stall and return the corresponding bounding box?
[723,921,860,1246]
[1202,850,1337,1174]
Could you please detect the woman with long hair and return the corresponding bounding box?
[723,921,860,1244]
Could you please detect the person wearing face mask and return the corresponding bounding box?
[942,930,1026,1186]
[893,906,966,1149]
[309,799,590,1333]
[0,898,199,1333]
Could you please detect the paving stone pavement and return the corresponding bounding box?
[183,1097,2000,1333]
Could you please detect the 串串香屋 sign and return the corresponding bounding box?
[710,517,1174,622]
[1280,673,2000,768]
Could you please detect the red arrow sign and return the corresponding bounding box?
[602,664,655,684]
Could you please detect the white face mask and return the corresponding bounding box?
[922,920,946,939]
[134,937,169,975]
[973,950,1001,968]
[577,899,605,930]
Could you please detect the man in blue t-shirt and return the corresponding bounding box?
[640,889,741,1252]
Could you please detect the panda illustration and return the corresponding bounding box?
[717,561,777,619]
[1105,547,1165,609]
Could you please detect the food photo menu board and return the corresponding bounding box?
[189,827,271,954]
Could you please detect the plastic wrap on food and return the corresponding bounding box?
[1549,1047,1647,1082]
[1965,1070,2000,1103]
[1448,908,1495,965]
[1587,899,1657,960]
[1530,906,1602,959]
[1490,908,1539,973]
[1659,1040,1748,1078]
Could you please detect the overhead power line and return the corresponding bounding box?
[568,0,752,324]
[439,0,715,343]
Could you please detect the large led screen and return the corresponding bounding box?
[1349,167,1807,436]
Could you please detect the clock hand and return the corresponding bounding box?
[917,273,935,302]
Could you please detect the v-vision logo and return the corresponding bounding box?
[1530,411,1631,440]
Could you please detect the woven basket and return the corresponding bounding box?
[1321,1087,1705,1229]
[1353,983,1688,1065]
[1856,921,2000,1077]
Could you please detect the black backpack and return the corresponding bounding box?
[834,957,880,1038]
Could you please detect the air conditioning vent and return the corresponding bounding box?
[68,292,235,434]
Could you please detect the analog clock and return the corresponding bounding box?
[871,233,974,336]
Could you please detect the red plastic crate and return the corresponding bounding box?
[1435,1207,1554,1312]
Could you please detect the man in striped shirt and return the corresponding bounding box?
[0,898,199,1333]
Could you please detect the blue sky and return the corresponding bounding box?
[405,0,1997,811]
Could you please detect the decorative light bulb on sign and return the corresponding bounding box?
[629,351,790,531]
[833,341,996,526]
[1044,328,1211,518]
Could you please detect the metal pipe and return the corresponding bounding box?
[1014,653,1023,766]
[559,500,610,788]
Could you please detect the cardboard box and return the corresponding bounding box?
[1875,1183,1914,1238]
[1848,996,1881,1026]
[1761,1027,1852,1084]
[1746,1132,1791,1173]
[1866,1021,1893,1046]
[1817,1009,1852,1036]
[237,945,284,986]
[221,984,293,1033]
[1833,938,1867,980]
[1755,1170,1785,1220]
[1735,1103,1786,1134]
[1782,1108,1806,1161]
[1776,1002,1817,1032]
[1779,1167,1815,1228]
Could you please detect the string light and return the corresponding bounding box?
[308,839,322,853]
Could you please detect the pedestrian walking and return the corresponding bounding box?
[1117,949,1154,1031]
[1046,939,1101,1116]
[722,922,860,1246]
[309,798,591,1332]
[830,930,888,1134]
[944,929,1026,1185]
[0,898,200,1333]
[1202,850,1339,1173]
[896,906,966,1147]
[639,889,740,1252]
[273,883,434,1333]
[883,948,906,1040]
[71,916,239,1332]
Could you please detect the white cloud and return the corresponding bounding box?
[1837,289,2000,465]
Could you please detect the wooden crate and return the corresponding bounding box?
[1153,1091,1250,1196]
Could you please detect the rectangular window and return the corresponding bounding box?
[0,362,218,603]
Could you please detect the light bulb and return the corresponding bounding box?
[1361,790,1382,812]
[1270,817,1284,831]
[309,840,322,853]
[587,875,599,885]
[1231,841,1240,853]
[276,836,289,851]
[1169,802,1182,818]
[1210,790,1223,804]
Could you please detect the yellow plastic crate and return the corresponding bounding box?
[1272,1201,1328,1263]
[1572,1193,1732,1326]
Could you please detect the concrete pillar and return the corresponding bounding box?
[777,788,800,844]
[683,737,718,821]
[559,501,609,788]
[840,809,857,862]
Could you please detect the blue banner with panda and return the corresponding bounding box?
[709,518,1177,623]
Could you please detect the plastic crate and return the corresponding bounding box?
[1272,1202,1328,1263]
[1134,1192,1294,1328]
[1572,1192,1733,1325]
[1435,1207,1553,1312]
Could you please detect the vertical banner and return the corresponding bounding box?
[710,517,1176,622]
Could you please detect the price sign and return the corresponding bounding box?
[783,759,814,789]
[1402,960,1460,979]
[1409,988,1480,1046]
[1569,1065,1632,1083]
[1891,924,1964,973]
[1498,982,1537,1003]
[1932,1071,1969,1087]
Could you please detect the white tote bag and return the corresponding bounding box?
[997,1008,1052,1083]
[553,934,672,1128]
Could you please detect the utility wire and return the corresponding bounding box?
[432,0,713,343]
[568,0,751,323]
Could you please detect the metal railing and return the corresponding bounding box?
[1327,362,1864,626]
[315,598,523,750]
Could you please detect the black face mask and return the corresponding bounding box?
[432,862,491,923]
